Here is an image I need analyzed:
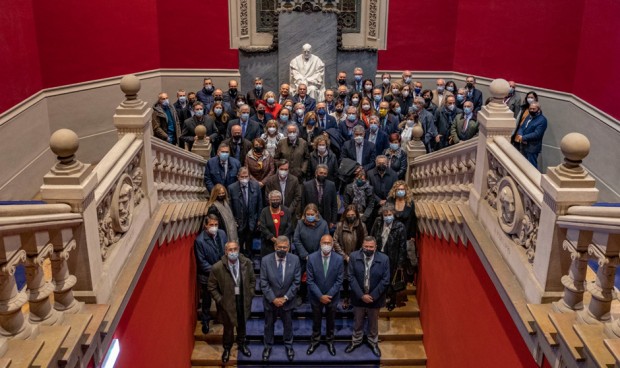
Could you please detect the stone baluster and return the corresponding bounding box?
[406,124,426,188]
[24,241,64,325]
[579,239,620,324]
[553,227,592,313]
[533,133,599,302]
[0,249,37,339]
[49,233,82,314]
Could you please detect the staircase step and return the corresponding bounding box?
[31,325,71,368]
[4,338,44,367]
[192,340,425,366]
[58,312,93,367]
[196,317,422,343]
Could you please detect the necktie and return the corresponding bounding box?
[323,257,329,277]
[364,257,371,293]
[242,122,247,137]
[277,259,284,282]
[242,186,248,207]
[321,119,326,129]
[317,183,323,203]
[462,118,469,133]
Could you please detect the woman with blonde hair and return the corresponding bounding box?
[263,91,282,118]
[246,137,274,186]
[261,119,285,157]
[386,180,418,285]
[299,111,322,150]
[206,184,238,241]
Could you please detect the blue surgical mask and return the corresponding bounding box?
[404,77,412,84]
[195,109,204,117]
[280,115,289,122]
[347,114,357,122]
[317,108,326,116]
[214,108,223,116]
[446,86,455,92]
[307,119,316,126]
[179,96,187,103]
[390,143,399,151]
[437,86,445,93]
[384,215,394,224]
[354,75,362,82]
[370,124,378,132]
[227,252,239,261]
[395,107,401,114]
[267,97,275,104]
[306,215,316,222]
[464,107,472,115]
[205,86,214,93]
[396,190,406,198]
[296,109,305,116]
[219,152,229,161]
[241,113,250,120]
[456,95,464,102]
[255,84,263,90]
[410,105,419,112]
[162,99,170,107]
[373,95,382,102]
[383,78,390,85]
[414,88,422,94]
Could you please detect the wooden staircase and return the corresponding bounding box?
[191,284,427,367]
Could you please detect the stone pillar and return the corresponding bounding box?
[0,250,38,339]
[534,133,599,299]
[553,227,592,312]
[50,235,82,314]
[25,243,64,325]
[113,75,158,214]
[40,129,101,303]
[579,241,619,324]
[191,125,212,160]
[405,124,426,188]
[469,79,516,215]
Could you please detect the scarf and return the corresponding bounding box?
[352,183,370,213]
[213,200,238,241]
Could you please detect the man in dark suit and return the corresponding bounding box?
[194,215,227,334]
[196,77,215,108]
[449,101,479,145]
[263,160,302,219]
[260,236,301,362]
[173,90,192,146]
[226,104,261,141]
[345,236,390,358]
[292,83,317,111]
[208,241,255,363]
[301,165,338,230]
[181,102,217,151]
[315,102,337,130]
[222,125,252,165]
[367,155,398,209]
[377,101,399,135]
[464,75,483,112]
[306,234,344,356]
[515,101,548,169]
[228,167,263,258]
[204,143,241,192]
[342,125,377,172]
[366,115,389,157]
[246,77,265,114]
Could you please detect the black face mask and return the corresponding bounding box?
[363,249,374,257]
[424,98,432,104]
[335,107,344,113]
[254,146,264,153]
[346,216,356,224]
[270,201,281,209]
[257,110,265,115]
[217,195,226,201]
[233,135,242,141]
[338,79,347,85]
[377,164,387,172]
[317,175,327,183]
[466,83,474,89]
[339,93,347,99]
[214,97,223,102]
[229,88,237,95]
[276,250,287,258]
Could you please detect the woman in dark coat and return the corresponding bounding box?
[371,203,407,311]
[257,190,294,257]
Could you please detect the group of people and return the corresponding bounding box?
[169,67,549,364]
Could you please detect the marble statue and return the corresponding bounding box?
[290,43,325,102]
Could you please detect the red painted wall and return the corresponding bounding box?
[378,0,459,71]
[156,0,238,69]
[417,234,538,368]
[112,235,197,368]
[0,0,42,112]
[573,0,620,119]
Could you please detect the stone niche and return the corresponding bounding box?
[238,11,377,95]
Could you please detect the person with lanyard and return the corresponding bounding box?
[345,236,390,357]
[449,100,479,145]
[194,215,227,335]
[306,234,344,356]
[260,236,301,362]
[208,241,255,363]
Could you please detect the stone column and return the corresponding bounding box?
[40,129,101,303]
[25,243,64,325]
[405,124,426,188]
[0,250,38,339]
[534,133,599,299]
[553,227,592,312]
[579,242,619,324]
[50,235,82,314]
[113,75,158,214]
[469,79,516,215]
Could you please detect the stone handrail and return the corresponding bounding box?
[151,138,208,203]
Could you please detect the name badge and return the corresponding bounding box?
[235,286,240,295]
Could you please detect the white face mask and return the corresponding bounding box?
[527,97,535,104]
[317,145,327,153]
[268,127,277,134]
[288,133,297,141]
[406,120,415,127]
[402,91,410,97]
[239,178,249,185]
[207,226,218,235]
[321,244,333,254]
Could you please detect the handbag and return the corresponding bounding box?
[391,267,406,292]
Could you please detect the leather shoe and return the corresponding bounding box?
[262,347,271,362]
[239,344,251,357]
[201,322,209,334]
[286,347,295,361]
[306,342,319,355]
[327,342,336,356]
[369,343,382,357]
[344,342,361,353]
[221,348,230,363]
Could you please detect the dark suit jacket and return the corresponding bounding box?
[517,113,548,154]
[365,130,389,157]
[194,229,227,283]
[348,250,390,308]
[260,252,301,310]
[308,151,339,183]
[226,119,261,141]
[246,88,264,112]
[263,174,302,218]
[336,120,365,141]
[222,137,252,165]
[367,167,398,202]
[204,157,241,192]
[301,179,338,225]
[316,114,337,130]
[378,115,399,135]
[182,116,217,151]
[258,206,295,256]
[306,250,344,305]
[466,88,483,112]
[293,95,317,111]
[228,180,263,232]
[341,140,377,172]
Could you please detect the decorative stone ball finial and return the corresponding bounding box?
[50,129,79,165]
[560,132,590,168]
[412,124,424,140]
[195,125,207,139]
[489,78,510,100]
[120,74,141,101]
